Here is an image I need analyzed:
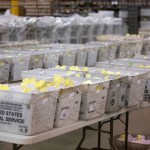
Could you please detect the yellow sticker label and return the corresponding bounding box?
[86,74,92,79]
[121,134,125,140]
[0,61,4,66]
[75,74,81,78]
[137,135,142,141]
[82,67,88,72]
[60,66,66,70]
[104,75,110,80]
[96,85,103,91]
[67,71,73,75]
[34,58,39,62]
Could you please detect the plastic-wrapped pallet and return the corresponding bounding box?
[69,15,82,44]
[0,84,59,135]
[77,16,93,44]
[54,86,82,127]
[113,18,123,35]
[36,17,56,43]
[72,77,109,120]
[55,18,71,43]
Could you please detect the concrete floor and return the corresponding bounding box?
[1,107,150,150]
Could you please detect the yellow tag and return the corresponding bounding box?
[104,75,110,79]
[116,75,121,79]
[139,65,144,68]
[137,135,142,141]
[75,74,81,78]
[69,66,75,71]
[22,88,31,93]
[23,78,30,85]
[47,82,55,87]
[35,80,46,89]
[121,134,125,140]
[116,72,121,75]
[54,75,64,83]
[34,58,39,62]
[82,67,88,72]
[54,83,61,89]
[86,74,92,78]
[96,85,103,91]
[60,66,66,70]
[74,66,81,71]
[101,70,107,75]
[40,87,48,92]
[107,71,114,75]
[93,77,100,79]
[29,78,36,84]
[83,80,92,84]
[0,61,4,66]
[0,85,10,91]
[64,78,74,87]
[55,65,60,69]
[67,71,73,75]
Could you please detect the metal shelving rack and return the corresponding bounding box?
[51,0,150,16]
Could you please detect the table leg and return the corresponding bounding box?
[109,117,117,150]
[76,127,87,150]
[13,144,23,150]
[98,122,102,150]
[125,112,129,150]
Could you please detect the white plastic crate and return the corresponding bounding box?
[75,72,127,113]
[0,57,11,83]
[85,45,98,67]
[43,52,59,69]
[83,73,128,113]
[9,55,30,81]
[88,42,117,61]
[29,53,44,70]
[0,88,59,135]
[75,48,88,66]
[59,50,76,66]
[74,77,109,120]
[54,86,82,128]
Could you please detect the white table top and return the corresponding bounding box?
[0,104,147,145]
